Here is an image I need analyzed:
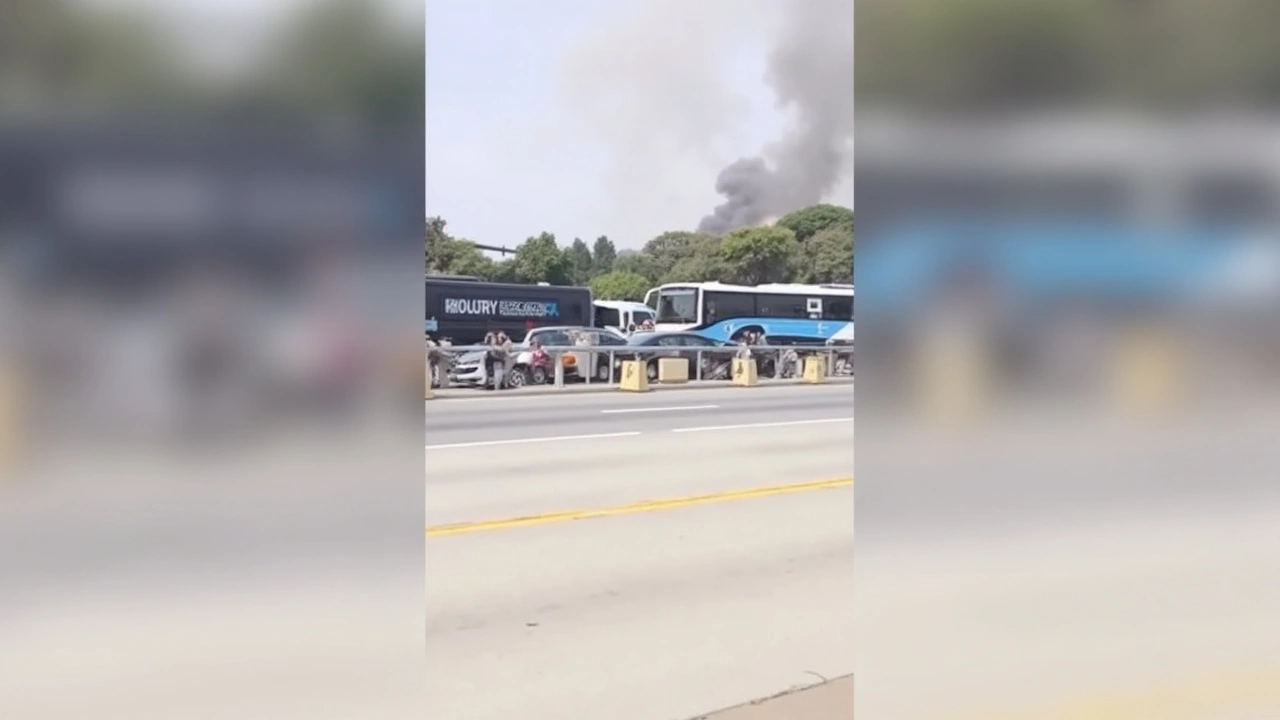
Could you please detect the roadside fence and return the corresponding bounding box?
[426,342,853,393]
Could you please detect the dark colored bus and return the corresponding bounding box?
[425,277,593,345]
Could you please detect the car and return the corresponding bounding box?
[448,326,627,387]
[613,332,735,382]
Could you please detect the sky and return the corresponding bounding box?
[425,0,850,250]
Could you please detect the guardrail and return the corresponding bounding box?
[426,343,853,391]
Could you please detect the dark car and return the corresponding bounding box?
[615,331,735,382]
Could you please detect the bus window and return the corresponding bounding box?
[704,291,756,322]
[656,289,698,323]
[824,297,853,320]
[758,294,809,318]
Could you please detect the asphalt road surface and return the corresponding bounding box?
[426,384,855,720]
[425,382,855,448]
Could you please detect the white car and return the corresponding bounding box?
[448,326,628,387]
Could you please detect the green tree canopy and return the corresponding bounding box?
[592,236,617,275]
[514,232,573,285]
[796,226,854,284]
[425,216,496,277]
[664,234,727,284]
[718,227,801,285]
[425,202,851,288]
[641,231,709,279]
[776,204,854,243]
[613,251,664,285]
[564,238,595,285]
[590,271,651,302]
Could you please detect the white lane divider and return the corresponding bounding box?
[599,404,719,414]
[426,417,852,449]
[670,417,853,433]
[426,431,642,450]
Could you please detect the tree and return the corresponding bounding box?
[796,226,854,284]
[613,251,664,285]
[513,232,573,285]
[426,216,498,278]
[565,237,595,285]
[448,244,497,279]
[718,226,800,285]
[641,231,707,279]
[491,258,519,283]
[592,235,617,276]
[590,271,651,302]
[776,204,854,243]
[664,234,726,283]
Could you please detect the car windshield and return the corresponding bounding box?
[655,289,698,324]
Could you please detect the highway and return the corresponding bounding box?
[425,381,854,447]
[426,384,855,720]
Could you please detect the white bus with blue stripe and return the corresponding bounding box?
[642,281,853,343]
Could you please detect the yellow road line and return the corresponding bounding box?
[945,666,1280,720]
[426,477,854,537]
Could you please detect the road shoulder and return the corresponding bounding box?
[692,676,854,719]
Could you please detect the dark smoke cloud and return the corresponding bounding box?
[699,0,854,235]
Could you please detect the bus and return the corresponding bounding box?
[426,277,593,345]
[642,281,854,343]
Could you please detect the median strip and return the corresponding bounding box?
[426,477,854,537]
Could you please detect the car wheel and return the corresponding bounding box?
[508,367,528,388]
[530,366,548,384]
[646,361,659,382]
[595,363,611,382]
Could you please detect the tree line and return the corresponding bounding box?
[425,203,853,302]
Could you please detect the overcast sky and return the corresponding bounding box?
[425,0,850,250]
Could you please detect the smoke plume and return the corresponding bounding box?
[698,0,854,236]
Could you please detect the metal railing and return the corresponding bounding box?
[426,343,853,390]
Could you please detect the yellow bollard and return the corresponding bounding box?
[657,357,688,384]
[1112,329,1184,417]
[731,357,758,386]
[618,359,650,392]
[916,330,989,426]
[802,355,828,384]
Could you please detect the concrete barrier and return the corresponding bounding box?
[731,357,758,387]
[618,359,650,392]
[657,357,689,384]
[1113,329,1184,416]
[802,355,828,384]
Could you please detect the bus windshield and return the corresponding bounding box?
[655,288,698,324]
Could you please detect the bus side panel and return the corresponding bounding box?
[425,280,592,343]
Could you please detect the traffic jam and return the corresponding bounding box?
[425,276,854,390]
